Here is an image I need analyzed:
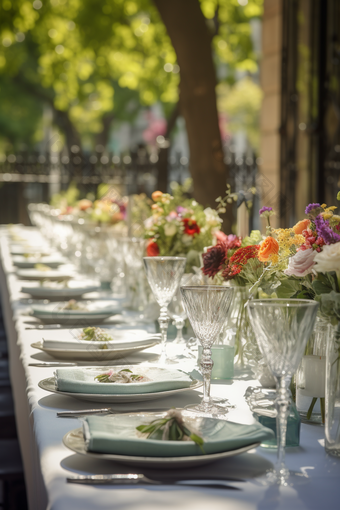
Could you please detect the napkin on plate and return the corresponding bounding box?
[55,366,193,394]
[82,413,275,456]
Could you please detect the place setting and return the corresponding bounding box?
[28,299,121,326]
[31,326,162,361]
[45,281,274,475]
[12,254,66,269]
[20,278,102,300]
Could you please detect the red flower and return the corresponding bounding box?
[146,239,160,256]
[202,242,229,278]
[222,245,260,280]
[183,218,200,236]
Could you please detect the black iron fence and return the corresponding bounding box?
[0,144,259,230]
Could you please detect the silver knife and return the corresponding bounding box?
[29,362,78,367]
[57,407,175,417]
[66,474,242,489]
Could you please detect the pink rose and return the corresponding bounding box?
[284,248,316,277]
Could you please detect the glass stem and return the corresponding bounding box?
[275,376,291,479]
[175,319,185,342]
[158,305,169,360]
[200,346,214,407]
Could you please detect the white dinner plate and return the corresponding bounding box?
[12,255,65,268]
[10,245,51,256]
[17,269,73,281]
[21,280,100,299]
[38,376,202,403]
[63,427,260,468]
[31,340,160,361]
[55,366,193,395]
[30,300,119,325]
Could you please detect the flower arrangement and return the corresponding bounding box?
[144,180,223,268]
[201,196,340,385]
[50,183,129,226]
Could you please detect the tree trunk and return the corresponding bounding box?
[52,108,82,155]
[95,112,115,149]
[154,0,231,231]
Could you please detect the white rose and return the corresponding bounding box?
[313,243,340,273]
[164,222,177,237]
[144,216,154,229]
[284,248,316,277]
[204,207,222,226]
[182,234,193,246]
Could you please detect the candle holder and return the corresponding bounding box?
[295,316,329,424]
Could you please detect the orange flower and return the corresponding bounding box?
[78,199,93,211]
[151,191,163,201]
[292,219,310,235]
[258,237,279,262]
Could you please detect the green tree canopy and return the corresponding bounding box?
[0,0,262,150]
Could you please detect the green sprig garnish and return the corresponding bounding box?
[94,368,148,383]
[136,410,205,453]
[80,327,113,343]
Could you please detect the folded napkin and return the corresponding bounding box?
[43,329,159,350]
[83,413,275,457]
[56,366,193,394]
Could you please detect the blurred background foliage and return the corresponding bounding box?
[0,0,262,153]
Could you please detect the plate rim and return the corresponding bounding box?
[21,285,101,298]
[38,375,202,400]
[62,426,260,466]
[31,340,160,355]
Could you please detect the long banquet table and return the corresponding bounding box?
[0,225,339,510]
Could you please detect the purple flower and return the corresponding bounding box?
[314,215,340,244]
[259,206,273,216]
[305,203,321,215]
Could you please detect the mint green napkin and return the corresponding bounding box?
[56,366,193,394]
[83,413,275,457]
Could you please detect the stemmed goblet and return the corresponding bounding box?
[247,299,319,486]
[180,285,234,415]
[143,256,186,363]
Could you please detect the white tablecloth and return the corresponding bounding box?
[1,226,339,510]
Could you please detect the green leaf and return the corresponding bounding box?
[276,278,302,299]
[136,424,156,434]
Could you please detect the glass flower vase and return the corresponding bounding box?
[123,238,152,311]
[325,322,340,457]
[227,285,276,386]
[226,285,254,366]
[295,316,329,424]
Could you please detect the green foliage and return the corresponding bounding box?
[276,276,314,299]
[0,0,262,148]
[50,182,80,209]
[217,78,263,149]
[200,0,263,78]
[312,272,340,324]
[241,229,262,247]
[0,75,43,148]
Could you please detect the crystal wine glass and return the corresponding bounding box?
[180,285,234,415]
[143,256,186,363]
[247,299,319,486]
[167,274,196,358]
